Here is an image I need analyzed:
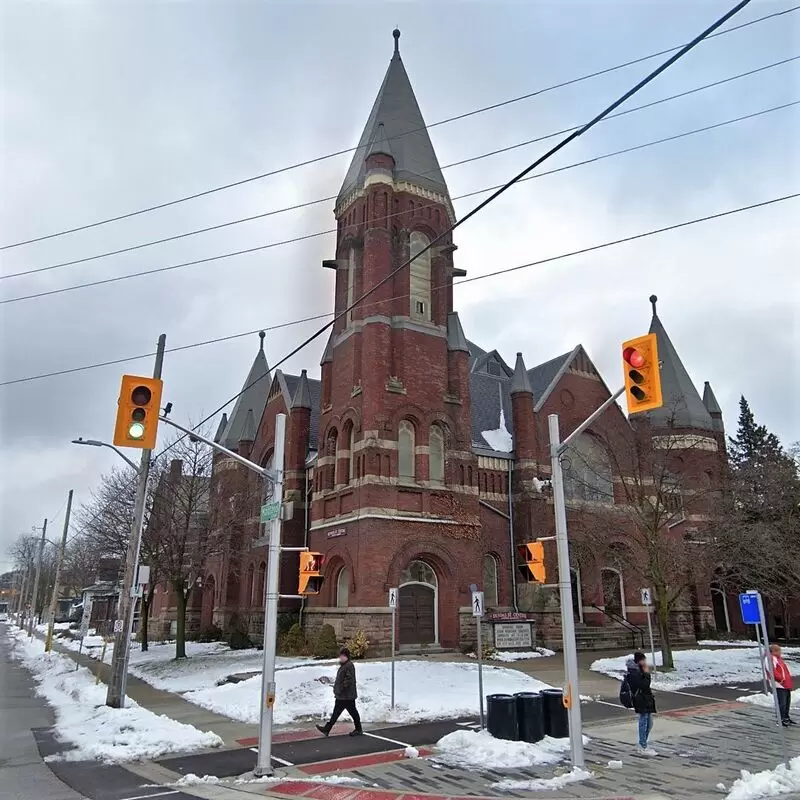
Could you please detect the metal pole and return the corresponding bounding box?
[28,519,48,637]
[754,622,769,696]
[106,333,166,708]
[46,490,74,652]
[476,616,485,729]
[756,593,789,766]
[391,607,396,710]
[254,413,286,778]
[17,562,30,628]
[549,413,585,769]
[646,608,656,674]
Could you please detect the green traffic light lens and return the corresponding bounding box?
[131,408,146,422]
[129,422,146,439]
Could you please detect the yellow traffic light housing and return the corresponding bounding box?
[113,375,164,450]
[622,333,663,414]
[298,551,325,595]
[517,542,546,583]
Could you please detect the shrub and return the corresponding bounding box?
[345,630,370,659]
[313,624,339,659]
[278,612,299,635]
[228,628,253,650]
[197,624,223,643]
[279,623,307,656]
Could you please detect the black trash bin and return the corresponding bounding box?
[486,693,518,741]
[540,688,569,738]
[515,692,545,743]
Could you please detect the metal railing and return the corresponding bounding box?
[589,604,646,650]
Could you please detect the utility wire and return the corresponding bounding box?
[1,192,797,390]
[155,0,760,457]
[1,3,793,252]
[3,56,795,284]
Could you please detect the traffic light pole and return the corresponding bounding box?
[46,489,74,652]
[548,386,623,770]
[157,412,286,776]
[106,334,165,709]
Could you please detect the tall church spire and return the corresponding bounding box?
[337,29,450,206]
[647,295,713,431]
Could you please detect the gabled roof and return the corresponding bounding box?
[647,296,714,431]
[281,372,322,451]
[220,333,271,451]
[703,381,724,432]
[337,30,450,206]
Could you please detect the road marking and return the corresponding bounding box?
[249,747,294,766]
[665,689,725,702]
[121,791,179,800]
[593,699,630,709]
[363,731,411,747]
[456,721,474,726]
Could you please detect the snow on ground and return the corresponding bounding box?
[185,660,553,725]
[725,756,800,800]
[698,640,759,647]
[5,629,221,762]
[590,647,800,691]
[494,766,594,792]
[738,691,800,710]
[491,649,556,662]
[434,728,574,770]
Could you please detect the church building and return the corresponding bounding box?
[162,30,734,652]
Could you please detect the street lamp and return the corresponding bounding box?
[71,438,140,473]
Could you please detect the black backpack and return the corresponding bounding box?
[619,676,635,708]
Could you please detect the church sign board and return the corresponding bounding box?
[493,621,533,650]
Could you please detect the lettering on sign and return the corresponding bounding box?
[485,611,535,622]
[327,528,347,539]
[493,622,533,650]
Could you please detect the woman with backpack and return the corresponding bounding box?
[621,651,658,756]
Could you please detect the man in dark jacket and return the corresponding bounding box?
[316,647,363,737]
[627,651,657,756]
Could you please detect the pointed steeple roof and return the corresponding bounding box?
[239,409,256,443]
[320,333,334,365]
[703,381,724,432]
[291,369,312,410]
[646,296,713,431]
[220,331,270,450]
[510,352,533,395]
[337,29,450,205]
[446,312,469,352]
[213,412,228,444]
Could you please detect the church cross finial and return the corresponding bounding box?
[258,330,265,350]
[649,294,658,316]
[393,28,400,55]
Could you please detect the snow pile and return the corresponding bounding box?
[434,729,571,770]
[725,756,800,799]
[494,766,593,792]
[404,746,420,759]
[174,774,222,786]
[185,660,552,725]
[235,774,362,786]
[491,649,556,662]
[6,630,222,762]
[698,640,759,648]
[481,405,513,452]
[591,647,800,691]
[738,692,800,709]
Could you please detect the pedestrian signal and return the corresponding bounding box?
[298,552,325,595]
[622,333,662,414]
[113,375,164,450]
[517,542,546,583]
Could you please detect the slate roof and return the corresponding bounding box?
[220,335,270,450]
[283,372,322,451]
[647,297,714,431]
[337,30,450,206]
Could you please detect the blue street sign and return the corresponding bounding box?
[739,592,761,626]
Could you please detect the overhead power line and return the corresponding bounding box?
[3,72,795,306]
[3,56,795,284]
[1,3,793,252]
[155,0,760,458]
[2,191,796,390]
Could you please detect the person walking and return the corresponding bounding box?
[316,647,363,737]
[766,644,795,727]
[627,651,658,756]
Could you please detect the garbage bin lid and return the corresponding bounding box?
[487,693,514,700]
[514,692,541,698]
[540,688,564,695]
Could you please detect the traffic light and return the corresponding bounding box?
[298,552,325,595]
[622,333,663,414]
[113,375,164,449]
[517,542,546,583]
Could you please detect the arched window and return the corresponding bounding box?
[245,563,254,607]
[564,433,613,503]
[400,560,437,587]
[336,567,350,608]
[483,555,499,608]
[346,248,357,325]
[254,562,266,606]
[429,425,445,485]
[409,231,431,321]
[325,428,338,489]
[344,423,355,484]
[398,420,415,481]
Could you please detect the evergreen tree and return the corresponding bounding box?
[728,396,784,468]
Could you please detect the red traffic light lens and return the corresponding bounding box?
[623,347,645,368]
[131,385,152,406]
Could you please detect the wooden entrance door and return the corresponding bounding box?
[399,584,435,645]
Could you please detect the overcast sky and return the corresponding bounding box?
[1,1,797,572]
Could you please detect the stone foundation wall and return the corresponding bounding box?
[304,607,393,657]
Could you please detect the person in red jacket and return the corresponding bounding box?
[767,644,795,727]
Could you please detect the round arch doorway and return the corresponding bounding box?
[399,560,438,646]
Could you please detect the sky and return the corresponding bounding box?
[1,1,797,571]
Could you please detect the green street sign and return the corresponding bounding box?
[260,501,281,523]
